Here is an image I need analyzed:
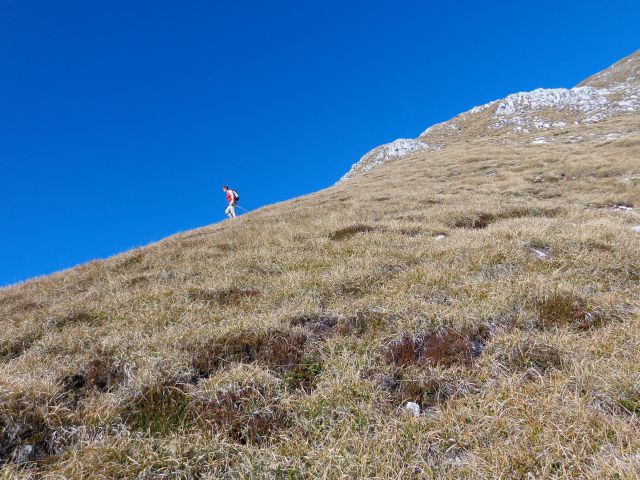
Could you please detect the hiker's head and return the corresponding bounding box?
[222,185,229,192]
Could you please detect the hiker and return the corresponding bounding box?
[222,185,239,218]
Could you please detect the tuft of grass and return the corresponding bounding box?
[112,251,145,272]
[283,356,323,392]
[500,339,565,375]
[125,382,193,435]
[536,293,591,329]
[328,225,376,241]
[125,380,289,445]
[335,309,387,336]
[385,330,486,368]
[617,398,640,416]
[191,329,308,379]
[0,394,67,467]
[292,309,386,338]
[291,314,339,338]
[57,308,108,328]
[7,301,41,316]
[452,213,493,229]
[60,351,126,395]
[187,286,260,306]
[0,333,43,363]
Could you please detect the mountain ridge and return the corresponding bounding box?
[340,49,640,182]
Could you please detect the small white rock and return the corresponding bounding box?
[13,445,34,464]
[404,402,421,416]
[632,225,640,233]
[434,235,446,240]
[530,248,550,259]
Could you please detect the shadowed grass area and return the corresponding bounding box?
[385,328,487,368]
[0,392,70,467]
[190,329,309,379]
[328,224,377,241]
[124,379,290,445]
[499,339,566,375]
[0,333,44,363]
[187,286,260,306]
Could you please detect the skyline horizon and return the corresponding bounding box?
[1,0,639,287]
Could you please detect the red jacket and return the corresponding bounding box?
[226,190,237,204]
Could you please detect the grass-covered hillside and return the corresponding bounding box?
[1,53,639,479]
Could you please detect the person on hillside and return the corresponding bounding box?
[222,185,239,218]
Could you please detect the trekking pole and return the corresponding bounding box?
[236,205,249,213]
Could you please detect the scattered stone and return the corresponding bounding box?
[0,400,59,466]
[633,226,640,233]
[575,312,601,331]
[434,234,446,240]
[404,402,421,416]
[470,339,485,358]
[529,247,551,259]
[613,203,634,211]
[398,228,424,237]
[339,139,432,182]
[424,408,439,418]
[442,450,470,468]
[595,202,634,212]
[13,445,34,464]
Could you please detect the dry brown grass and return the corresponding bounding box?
[0,110,639,478]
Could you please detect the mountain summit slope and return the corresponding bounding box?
[1,53,640,478]
[342,50,640,180]
[578,49,640,88]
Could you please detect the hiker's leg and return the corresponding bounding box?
[229,205,236,218]
[225,205,233,218]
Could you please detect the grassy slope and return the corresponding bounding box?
[1,112,640,478]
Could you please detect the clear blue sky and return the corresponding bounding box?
[1,0,638,287]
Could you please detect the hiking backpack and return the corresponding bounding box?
[232,190,240,202]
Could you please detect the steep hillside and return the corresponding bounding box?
[1,52,639,479]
